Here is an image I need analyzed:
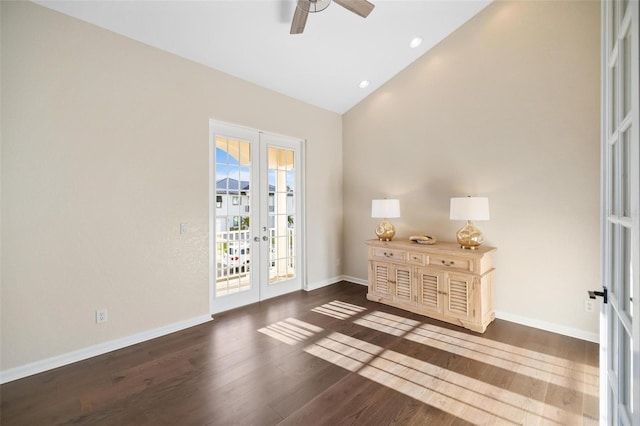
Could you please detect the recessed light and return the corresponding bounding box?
[359,80,370,89]
[409,37,423,48]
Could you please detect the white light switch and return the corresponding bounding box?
[180,223,188,234]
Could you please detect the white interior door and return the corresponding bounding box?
[600,1,640,424]
[209,121,304,314]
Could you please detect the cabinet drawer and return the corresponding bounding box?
[371,247,406,262]
[428,255,472,272]
[407,252,426,265]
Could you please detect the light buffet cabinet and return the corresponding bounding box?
[366,239,496,333]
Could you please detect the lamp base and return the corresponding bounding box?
[375,219,396,241]
[456,220,483,250]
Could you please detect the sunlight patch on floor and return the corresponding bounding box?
[311,300,367,320]
[257,318,323,345]
[351,310,598,399]
[304,332,382,372]
[353,311,421,336]
[305,332,586,425]
[406,323,599,398]
[257,303,597,424]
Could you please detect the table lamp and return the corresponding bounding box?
[371,199,400,241]
[450,196,490,249]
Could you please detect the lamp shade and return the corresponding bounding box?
[450,197,490,221]
[371,199,401,218]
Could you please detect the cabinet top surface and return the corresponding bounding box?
[365,239,496,256]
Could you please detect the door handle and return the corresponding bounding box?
[588,288,608,304]
[262,236,268,241]
[254,236,260,242]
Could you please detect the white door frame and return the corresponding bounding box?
[209,120,306,315]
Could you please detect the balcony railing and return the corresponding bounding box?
[215,228,294,280]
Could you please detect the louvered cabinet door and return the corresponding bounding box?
[416,268,444,315]
[443,272,475,322]
[369,261,393,301]
[392,264,415,307]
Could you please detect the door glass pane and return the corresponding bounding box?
[622,327,632,416]
[268,147,296,284]
[606,222,614,295]
[622,128,631,216]
[623,29,632,117]
[610,222,618,296]
[606,311,619,424]
[613,0,620,42]
[622,226,632,318]
[610,65,618,136]
[610,60,620,131]
[611,316,619,378]
[215,137,252,296]
[610,141,619,214]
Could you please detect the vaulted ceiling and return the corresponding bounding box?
[36,0,491,114]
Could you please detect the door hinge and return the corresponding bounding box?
[588,287,608,304]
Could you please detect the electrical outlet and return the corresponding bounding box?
[584,300,595,313]
[96,309,108,324]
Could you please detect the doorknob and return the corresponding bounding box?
[588,287,608,304]
[254,236,260,242]
[262,236,268,241]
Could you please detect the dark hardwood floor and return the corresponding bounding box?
[1,281,599,425]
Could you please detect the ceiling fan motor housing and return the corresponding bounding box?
[291,0,375,34]
[298,0,331,14]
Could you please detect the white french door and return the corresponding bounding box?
[209,121,304,314]
[600,1,639,424]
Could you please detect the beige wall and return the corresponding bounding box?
[343,0,601,338]
[1,1,342,371]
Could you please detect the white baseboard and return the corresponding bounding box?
[495,310,599,343]
[0,314,213,384]
[306,275,368,291]
[305,276,343,291]
[341,275,367,286]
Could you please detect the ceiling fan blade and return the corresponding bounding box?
[290,5,308,34]
[333,0,375,18]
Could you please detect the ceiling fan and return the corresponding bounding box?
[290,0,375,34]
